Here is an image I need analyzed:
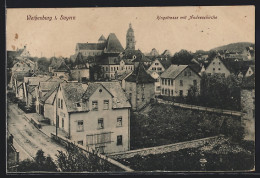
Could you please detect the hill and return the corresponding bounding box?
[210,42,255,52]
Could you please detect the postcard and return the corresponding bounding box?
[6,6,255,173]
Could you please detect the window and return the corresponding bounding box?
[92,101,98,110]
[218,68,221,71]
[184,71,187,76]
[162,79,164,85]
[168,79,171,86]
[213,62,215,65]
[58,98,60,108]
[77,120,84,132]
[171,90,174,96]
[249,71,251,74]
[61,99,63,109]
[77,140,83,145]
[213,68,215,71]
[219,62,221,65]
[111,67,113,71]
[157,67,162,71]
[62,118,64,128]
[106,67,108,71]
[180,80,183,86]
[162,88,164,94]
[193,80,197,87]
[117,135,122,145]
[98,118,104,129]
[179,90,183,96]
[152,67,156,71]
[155,63,159,66]
[188,72,192,76]
[156,86,161,91]
[103,100,109,110]
[117,117,122,127]
[171,79,174,86]
[76,103,81,107]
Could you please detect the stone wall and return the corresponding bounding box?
[108,135,226,160]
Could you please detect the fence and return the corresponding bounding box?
[50,133,134,172]
[157,98,242,117]
[108,135,226,160]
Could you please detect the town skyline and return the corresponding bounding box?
[6,6,254,58]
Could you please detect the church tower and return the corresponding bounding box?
[126,23,136,50]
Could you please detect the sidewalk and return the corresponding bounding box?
[24,113,68,138]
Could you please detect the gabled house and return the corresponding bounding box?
[146,70,161,96]
[124,63,155,110]
[244,65,255,77]
[204,56,231,77]
[55,81,131,154]
[160,65,201,97]
[147,58,171,75]
[53,61,71,80]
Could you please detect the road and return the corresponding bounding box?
[7,103,66,162]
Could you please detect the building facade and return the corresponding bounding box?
[204,56,231,77]
[160,65,201,97]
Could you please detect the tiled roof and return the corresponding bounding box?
[117,71,133,81]
[77,43,106,51]
[125,63,155,83]
[158,58,172,69]
[39,81,60,91]
[105,33,124,53]
[61,82,87,112]
[161,65,188,79]
[122,49,143,60]
[82,83,103,100]
[96,82,131,109]
[132,54,152,63]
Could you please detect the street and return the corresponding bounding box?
[7,102,66,162]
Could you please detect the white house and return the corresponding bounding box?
[204,56,231,77]
[160,65,201,97]
[55,81,131,154]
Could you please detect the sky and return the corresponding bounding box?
[6,6,255,58]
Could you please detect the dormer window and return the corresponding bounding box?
[76,103,81,107]
[133,55,136,59]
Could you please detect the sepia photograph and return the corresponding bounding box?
[6,6,255,173]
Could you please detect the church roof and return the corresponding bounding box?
[105,33,124,53]
[77,43,106,51]
[125,63,155,83]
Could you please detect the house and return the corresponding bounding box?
[116,71,133,90]
[147,58,171,75]
[97,53,134,80]
[55,81,131,154]
[148,48,159,57]
[124,63,155,110]
[204,56,231,77]
[70,52,90,82]
[53,61,71,80]
[160,65,201,97]
[241,74,255,141]
[48,57,65,73]
[161,49,172,57]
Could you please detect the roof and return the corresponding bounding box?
[54,61,70,72]
[127,23,134,33]
[49,57,65,68]
[132,54,152,63]
[72,52,88,69]
[40,86,58,104]
[105,33,124,53]
[95,53,120,65]
[96,82,131,109]
[161,65,188,79]
[61,82,87,112]
[125,63,155,83]
[39,81,60,91]
[98,35,106,41]
[117,71,133,81]
[161,50,172,56]
[77,43,106,51]
[24,76,51,86]
[189,63,202,73]
[82,83,104,100]
[158,58,172,69]
[122,49,143,60]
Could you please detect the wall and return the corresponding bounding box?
[70,69,90,82]
[108,135,226,160]
[136,83,155,110]
[44,103,55,125]
[241,89,255,141]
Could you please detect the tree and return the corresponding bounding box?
[16,150,57,172]
[55,143,112,172]
[171,49,194,65]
